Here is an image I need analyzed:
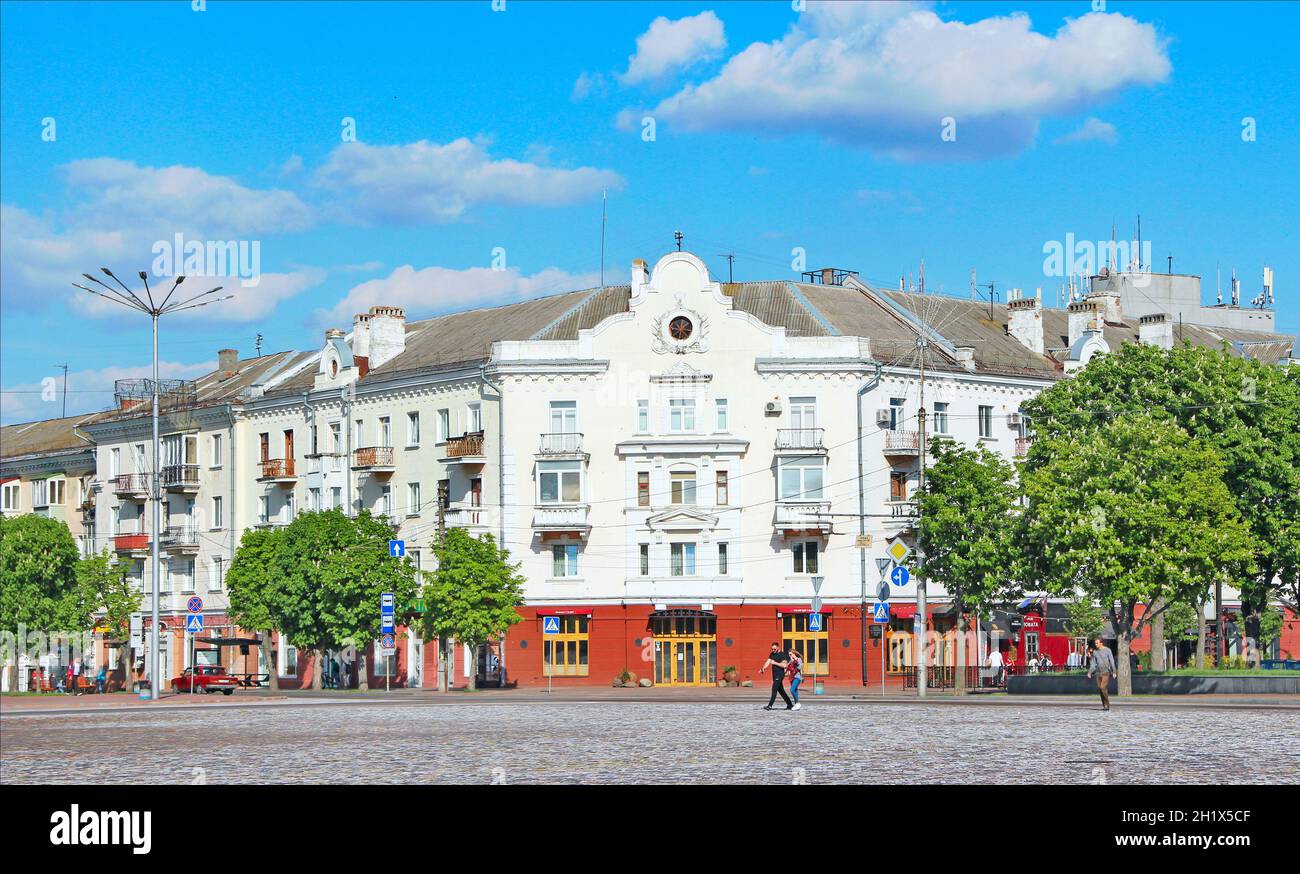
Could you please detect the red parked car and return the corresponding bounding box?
[171,665,239,695]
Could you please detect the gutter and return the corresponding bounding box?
[478,363,506,688]
[856,361,884,686]
[226,403,237,562]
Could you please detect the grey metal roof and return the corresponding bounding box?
[1,412,103,460]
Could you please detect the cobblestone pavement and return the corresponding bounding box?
[2,700,1297,784]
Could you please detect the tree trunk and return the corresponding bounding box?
[1116,634,1132,697]
[311,647,324,690]
[954,611,967,695]
[263,630,279,690]
[1195,602,1206,668]
[1150,599,1166,672]
[467,648,478,691]
[437,636,447,692]
[358,651,369,691]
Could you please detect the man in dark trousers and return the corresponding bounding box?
[1087,637,1116,711]
[757,642,793,711]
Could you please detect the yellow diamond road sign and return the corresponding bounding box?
[886,537,911,565]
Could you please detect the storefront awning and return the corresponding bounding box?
[647,608,713,619]
[201,636,263,646]
[776,605,832,614]
[535,607,593,616]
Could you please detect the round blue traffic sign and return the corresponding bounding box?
[380,633,396,648]
[187,596,203,614]
[890,565,910,587]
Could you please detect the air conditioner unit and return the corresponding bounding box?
[764,400,783,415]
[875,408,892,427]
[1007,412,1024,428]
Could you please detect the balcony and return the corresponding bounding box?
[1014,437,1031,458]
[440,431,486,464]
[532,503,591,537]
[351,446,395,473]
[537,432,587,458]
[774,501,833,535]
[445,504,495,534]
[113,532,150,555]
[775,428,826,454]
[883,500,918,533]
[883,429,921,456]
[160,525,199,554]
[257,458,298,484]
[162,464,200,493]
[254,517,289,530]
[112,473,150,499]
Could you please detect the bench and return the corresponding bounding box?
[235,673,270,687]
[77,676,98,693]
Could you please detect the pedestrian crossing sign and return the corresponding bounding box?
[872,602,890,624]
[185,613,204,634]
[542,616,561,635]
[809,613,824,632]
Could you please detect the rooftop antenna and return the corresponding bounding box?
[57,363,68,417]
[255,333,263,356]
[719,253,735,283]
[1167,254,1173,275]
[970,268,977,301]
[1217,264,1222,305]
[1136,214,1142,270]
[1231,268,1239,306]
[1263,266,1274,305]
[982,281,997,321]
[599,188,607,290]
[673,230,683,252]
[919,258,926,294]
[1109,223,1116,273]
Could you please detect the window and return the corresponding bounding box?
[716,471,729,505]
[211,496,223,528]
[669,398,695,432]
[640,544,650,575]
[1,482,18,511]
[378,485,392,517]
[331,487,342,510]
[637,471,650,507]
[670,542,696,576]
[889,397,905,431]
[280,639,297,677]
[467,403,482,433]
[47,479,66,505]
[379,417,391,448]
[133,444,146,473]
[437,409,450,442]
[782,613,830,675]
[178,559,195,593]
[406,412,420,446]
[539,460,581,503]
[408,549,422,571]
[283,492,296,522]
[789,396,818,432]
[792,541,819,574]
[354,419,364,447]
[636,400,649,432]
[208,556,223,592]
[890,471,908,502]
[408,482,421,515]
[778,457,825,500]
[308,488,320,512]
[551,543,579,577]
[259,432,270,463]
[718,542,729,575]
[330,423,343,472]
[543,615,589,677]
[932,402,949,435]
[258,496,270,524]
[549,400,577,433]
[978,405,993,439]
[211,434,223,467]
[110,448,121,477]
[715,398,729,431]
[670,470,696,505]
[310,426,319,456]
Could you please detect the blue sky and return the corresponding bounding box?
[2,0,1297,424]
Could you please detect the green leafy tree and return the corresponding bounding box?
[1020,414,1254,695]
[1160,599,1199,668]
[1023,342,1300,666]
[419,527,525,691]
[226,528,283,690]
[1064,598,1105,642]
[0,514,81,635]
[917,439,1021,692]
[74,548,142,640]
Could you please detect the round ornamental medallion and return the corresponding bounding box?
[669,315,693,340]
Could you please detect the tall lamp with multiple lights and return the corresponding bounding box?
[73,269,230,700]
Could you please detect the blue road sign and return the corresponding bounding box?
[381,614,395,633]
[186,596,203,614]
[388,540,405,558]
[185,613,205,634]
[890,565,910,587]
[808,613,824,632]
[380,632,396,652]
[381,592,395,613]
[872,602,891,624]
[542,616,561,635]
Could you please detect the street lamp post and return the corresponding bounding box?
[74,269,230,701]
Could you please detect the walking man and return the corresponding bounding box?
[757,642,793,711]
[1087,637,1116,711]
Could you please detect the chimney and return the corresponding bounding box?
[1138,312,1173,350]
[1068,300,1102,347]
[363,305,406,370]
[1085,279,1123,323]
[1006,289,1044,355]
[351,311,372,360]
[954,346,976,370]
[217,348,238,377]
[325,328,345,340]
[631,259,649,297]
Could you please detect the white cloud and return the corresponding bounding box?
[620,11,727,86]
[1054,116,1119,145]
[319,264,600,326]
[632,2,1169,158]
[0,159,316,316]
[313,139,623,224]
[571,71,609,102]
[1,359,214,425]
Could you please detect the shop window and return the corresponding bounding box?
[543,615,589,677]
[782,613,829,675]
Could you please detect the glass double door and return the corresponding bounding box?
[654,638,716,686]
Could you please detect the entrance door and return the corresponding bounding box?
[651,613,717,686]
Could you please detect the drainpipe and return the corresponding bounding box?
[857,362,884,686]
[341,387,353,517]
[226,403,237,563]
[479,364,506,687]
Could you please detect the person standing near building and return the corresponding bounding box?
[758,643,793,711]
[1087,637,1116,711]
[71,659,83,696]
[786,648,804,711]
[986,647,1005,688]
[96,664,106,693]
